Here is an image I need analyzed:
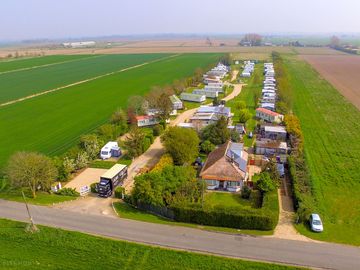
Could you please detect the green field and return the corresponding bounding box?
[0,55,95,73]
[0,54,168,103]
[0,219,302,270]
[0,53,221,166]
[283,56,360,245]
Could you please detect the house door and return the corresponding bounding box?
[218,181,224,189]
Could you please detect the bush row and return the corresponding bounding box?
[171,191,278,230]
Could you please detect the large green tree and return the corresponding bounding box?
[201,116,230,145]
[125,127,146,158]
[162,127,199,165]
[6,152,58,198]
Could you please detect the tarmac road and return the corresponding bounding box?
[1,199,359,270]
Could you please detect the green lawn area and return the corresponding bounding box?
[204,191,252,208]
[283,55,360,246]
[89,160,117,169]
[0,54,94,73]
[0,218,302,270]
[113,201,273,236]
[0,53,222,167]
[0,178,75,205]
[227,64,263,147]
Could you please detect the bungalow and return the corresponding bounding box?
[170,95,183,110]
[193,89,218,98]
[260,125,287,140]
[255,139,288,156]
[200,141,248,192]
[136,115,159,127]
[256,108,284,123]
[180,92,206,103]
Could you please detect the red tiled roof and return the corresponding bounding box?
[135,115,154,121]
[256,107,281,117]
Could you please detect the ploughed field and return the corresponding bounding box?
[301,54,360,111]
[0,53,221,166]
[284,56,360,245]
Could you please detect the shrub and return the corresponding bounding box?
[56,188,80,197]
[142,137,151,153]
[241,185,251,199]
[90,182,98,193]
[114,186,125,199]
[152,154,174,172]
[200,140,215,154]
[153,124,164,136]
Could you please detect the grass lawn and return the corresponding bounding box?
[283,55,360,246]
[204,191,252,208]
[113,201,273,236]
[227,63,263,147]
[89,160,117,169]
[0,53,222,167]
[0,218,301,270]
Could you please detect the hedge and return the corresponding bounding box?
[170,191,279,231]
[114,186,125,199]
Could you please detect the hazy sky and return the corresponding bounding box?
[1,0,360,41]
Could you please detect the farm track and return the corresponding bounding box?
[0,55,100,75]
[0,54,180,107]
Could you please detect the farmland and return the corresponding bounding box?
[0,54,169,104]
[301,54,360,110]
[0,54,95,73]
[0,218,301,270]
[283,56,360,245]
[0,53,221,166]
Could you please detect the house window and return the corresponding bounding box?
[205,180,217,186]
[227,181,240,187]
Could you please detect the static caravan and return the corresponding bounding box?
[256,107,284,123]
[170,95,183,110]
[204,85,224,93]
[207,82,224,88]
[261,97,276,103]
[261,102,275,111]
[193,89,218,98]
[180,93,206,103]
[136,115,159,127]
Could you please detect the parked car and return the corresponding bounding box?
[310,213,324,232]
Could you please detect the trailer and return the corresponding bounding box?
[98,164,128,198]
[100,141,121,160]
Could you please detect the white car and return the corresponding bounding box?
[310,213,324,232]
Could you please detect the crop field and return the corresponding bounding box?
[0,54,169,104]
[283,56,360,245]
[0,219,301,270]
[0,53,221,166]
[301,54,360,110]
[0,54,95,73]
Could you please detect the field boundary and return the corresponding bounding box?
[0,55,101,75]
[0,54,180,107]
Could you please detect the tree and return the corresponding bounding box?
[230,130,240,142]
[75,151,89,170]
[238,109,252,124]
[145,86,163,108]
[330,36,340,48]
[6,152,58,198]
[156,93,173,121]
[124,127,145,158]
[234,101,246,110]
[193,68,204,83]
[162,127,200,165]
[201,116,230,145]
[241,33,262,46]
[256,172,276,193]
[127,95,148,115]
[97,124,117,141]
[111,108,128,131]
[212,96,220,106]
[79,134,102,160]
[200,140,216,154]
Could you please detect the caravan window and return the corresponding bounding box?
[101,151,109,155]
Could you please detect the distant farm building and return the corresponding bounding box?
[62,41,96,48]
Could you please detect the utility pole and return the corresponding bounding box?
[22,191,39,233]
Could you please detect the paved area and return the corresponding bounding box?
[52,194,118,218]
[65,168,107,192]
[1,199,359,270]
